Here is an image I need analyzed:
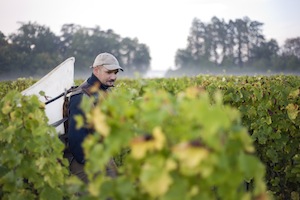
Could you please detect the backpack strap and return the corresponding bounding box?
[47,85,83,129]
[45,86,78,105]
[50,117,68,127]
[48,81,94,130]
[61,81,93,133]
[76,81,92,97]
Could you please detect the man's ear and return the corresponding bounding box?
[93,66,100,75]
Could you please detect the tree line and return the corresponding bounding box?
[0,22,151,79]
[1,16,300,80]
[174,16,300,75]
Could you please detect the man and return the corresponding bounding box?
[67,52,123,182]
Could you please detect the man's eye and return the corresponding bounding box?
[107,70,118,74]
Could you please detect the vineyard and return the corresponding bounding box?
[1,75,300,200]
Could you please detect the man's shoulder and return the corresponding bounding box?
[69,89,84,105]
[69,81,90,98]
[69,87,92,104]
[70,88,84,96]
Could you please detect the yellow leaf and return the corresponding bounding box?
[266,116,272,125]
[184,86,205,99]
[1,102,12,114]
[92,108,110,137]
[165,158,177,171]
[9,111,16,120]
[130,138,148,159]
[74,115,84,129]
[130,127,166,160]
[38,102,45,109]
[214,90,223,105]
[144,173,172,197]
[88,181,100,196]
[286,103,299,121]
[189,185,199,196]
[90,83,100,94]
[152,126,165,150]
[288,89,300,99]
[173,142,209,168]
[141,163,173,197]
[185,87,199,99]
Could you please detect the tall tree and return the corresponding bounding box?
[60,23,82,57]
[175,16,271,70]
[10,22,60,54]
[59,24,150,74]
[283,37,300,59]
[250,39,279,61]
[0,31,14,74]
[249,39,279,70]
[247,20,265,60]
[210,17,228,66]
[1,22,151,78]
[221,20,236,67]
[131,43,151,73]
[8,22,62,75]
[183,18,212,68]
[188,19,205,58]
[275,37,300,71]
[232,18,248,67]
[119,37,150,72]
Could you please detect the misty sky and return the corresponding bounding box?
[1,0,300,70]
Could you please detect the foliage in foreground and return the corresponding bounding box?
[76,86,269,200]
[0,83,269,199]
[0,91,71,199]
[114,75,300,199]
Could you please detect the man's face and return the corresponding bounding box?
[93,66,119,87]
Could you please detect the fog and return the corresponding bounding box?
[1,67,300,82]
[164,68,300,78]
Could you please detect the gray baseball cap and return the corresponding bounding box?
[91,52,123,71]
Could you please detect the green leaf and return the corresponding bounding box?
[39,90,45,96]
[40,186,63,200]
[140,156,173,197]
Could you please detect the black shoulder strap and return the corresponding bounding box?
[76,81,92,97]
[67,81,91,98]
[50,117,68,127]
[45,86,78,105]
[45,80,90,105]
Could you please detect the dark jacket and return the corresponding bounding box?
[68,73,109,164]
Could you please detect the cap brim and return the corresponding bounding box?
[103,65,124,71]
[90,65,123,71]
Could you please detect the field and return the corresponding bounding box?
[1,75,300,200]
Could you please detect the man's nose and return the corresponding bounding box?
[110,74,117,80]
